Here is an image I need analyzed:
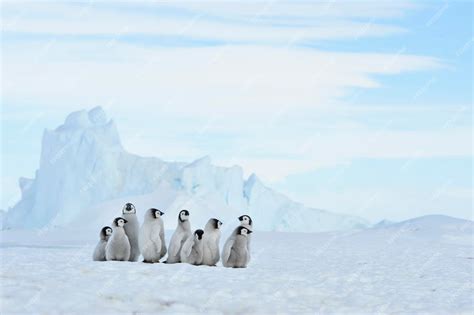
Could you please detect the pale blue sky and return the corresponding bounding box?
[1,1,472,222]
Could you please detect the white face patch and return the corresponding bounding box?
[118,219,125,227]
[180,212,188,221]
[241,228,248,235]
[106,229,112,235]
[242,216,249,224]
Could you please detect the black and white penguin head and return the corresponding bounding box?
[100,226,112,239]
[103,226,113,236]
[209,218,223,229]
[239,215,253,226]
[179,210,190,222]
[114,217,128,227]
[152,208,164,218]
[237,226,253,236]
[194,229,204,240]
[122,203,136,214]
[146,208,164,220]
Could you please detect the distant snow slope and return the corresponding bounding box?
[3,107,368,232]
[373,214,474,245]
[1,215,472,314]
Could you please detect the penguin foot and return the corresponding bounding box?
[143,260,153,264]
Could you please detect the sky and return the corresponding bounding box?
[1,0,472,222]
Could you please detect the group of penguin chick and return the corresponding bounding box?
[93,203,253,268]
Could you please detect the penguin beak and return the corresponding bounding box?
[247,230,253,234]
[124,219,128,224]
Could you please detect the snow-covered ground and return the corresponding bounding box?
[1,215,472,314]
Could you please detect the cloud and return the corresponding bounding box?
[3,43,443,115]
[167,1,418,19]
[2,1,440,116]
[205,125,472,183]
[2,1,412,44]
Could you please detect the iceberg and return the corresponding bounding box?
[3,107,369,232]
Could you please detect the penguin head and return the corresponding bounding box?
[105,227,113,236]
[239,215,252,226]
[100,226,112,239]
[194,229,204,240]
[210,218,222,229]
[122,203,136,214]
[114,217,128,227]
[146,208,163,220]
[153,208,164,218]
[179,210,190,222]
[237,226,252,236]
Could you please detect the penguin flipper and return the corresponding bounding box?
[168,235,181,258]
[180,239,193,262]
[221,238,233,265]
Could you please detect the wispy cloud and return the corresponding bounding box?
[3,43,443,112]
[2,1,410,43]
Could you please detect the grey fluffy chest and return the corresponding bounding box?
[228,237,248,267]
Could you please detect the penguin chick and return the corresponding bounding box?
[139,208,166,263]
[201,218,222,266]
[92,226,112,261]
[222,215,253,265]
[180,229,205,265]
[122,202,140,262]
[105,217,131,261]
[222,226,252,268]
[165,210,192,263]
